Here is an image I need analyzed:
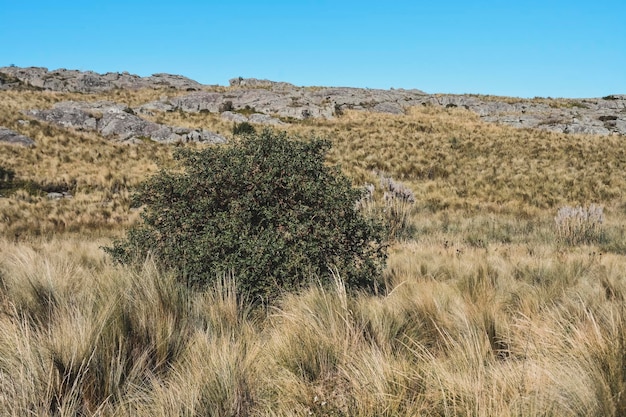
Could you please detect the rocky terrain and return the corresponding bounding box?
[24,101,227,144]
[0,66,203,92]
[1,66,624,145]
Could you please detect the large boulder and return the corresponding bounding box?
[25,101,226,144]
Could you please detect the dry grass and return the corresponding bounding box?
[3,88,626,235]
[2,234,626,415]
[2,86,626,415]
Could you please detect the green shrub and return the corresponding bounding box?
[105,130,386,301]
[0,165,15,194]
[232,121,256,136]
[0,165,15,185]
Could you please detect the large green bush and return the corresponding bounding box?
[106,130,386,301]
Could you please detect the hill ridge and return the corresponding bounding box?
[1,66,624,136]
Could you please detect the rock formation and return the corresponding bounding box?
[25,101,227,144]
[0,66,203,93]
[2,67,624,136]
[428,94,626,136]
[0,127,35,146]
[139,86,428,121]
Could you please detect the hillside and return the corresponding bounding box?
[0,66,625,236]
[2,67,626,416]
[2,66,625,137]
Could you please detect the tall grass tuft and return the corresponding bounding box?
[555,204,605,245]
[358,172,416,241]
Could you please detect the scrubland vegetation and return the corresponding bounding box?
[2,87,626,415]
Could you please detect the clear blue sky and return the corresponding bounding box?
[2,1,624,98]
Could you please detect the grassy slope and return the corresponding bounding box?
[2,87,626,415]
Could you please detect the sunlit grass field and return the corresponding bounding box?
[2,87,626,415]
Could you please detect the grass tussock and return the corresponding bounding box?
[2,235,626,415]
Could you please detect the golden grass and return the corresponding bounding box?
[2,86,626,415]
[3,87,626,235]
[2,233,626,415]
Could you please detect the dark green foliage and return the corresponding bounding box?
[232,121,256,136]
[0,165,15,192]
[0,165,73,196]
[0,165,14,180]
[106,130,386,301]
[0,165,14,181]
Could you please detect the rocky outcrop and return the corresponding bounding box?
[25,101,226,144]
[139,85,429,122]
[0,71,30,90]
[3,67,625,136]
[229,77,295,90]
[156,77,626,136]
[0,67,204,93]
[0,127,35,146]
[220,111,284,125]
[430,94,626,136]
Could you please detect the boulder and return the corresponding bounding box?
[26,101,226,144]
[0,127,35,146]
[229,77,294,90]
[220,111,249,123]
[220,111,284,125]
[248,113,285,125]
[169,92,224,113]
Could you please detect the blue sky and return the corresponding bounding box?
[2,1,624,98]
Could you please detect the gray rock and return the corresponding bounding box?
[24,101,104,131]
[142,82,429,122]
[229,77,294,90]
[147,73,204,90]
[169,92,224,113]
[46,192,64,200]
[372,102,405,114]
[219,111,284,126]
[0,66,204,93]
[248,113,285,125]
[0,127,35,146]
[220,111,249,123]
[25,101,226,144]
[0,70,28,90]
[6,66,625,136]
[135,100,175,115]
[469,96,626,135]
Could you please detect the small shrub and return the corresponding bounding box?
[236,105,257,116]
[232,121,256,136]
[105,130,386,301]
[0,165,15,186]
[219,100,234,112]
[555,204,605,245]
